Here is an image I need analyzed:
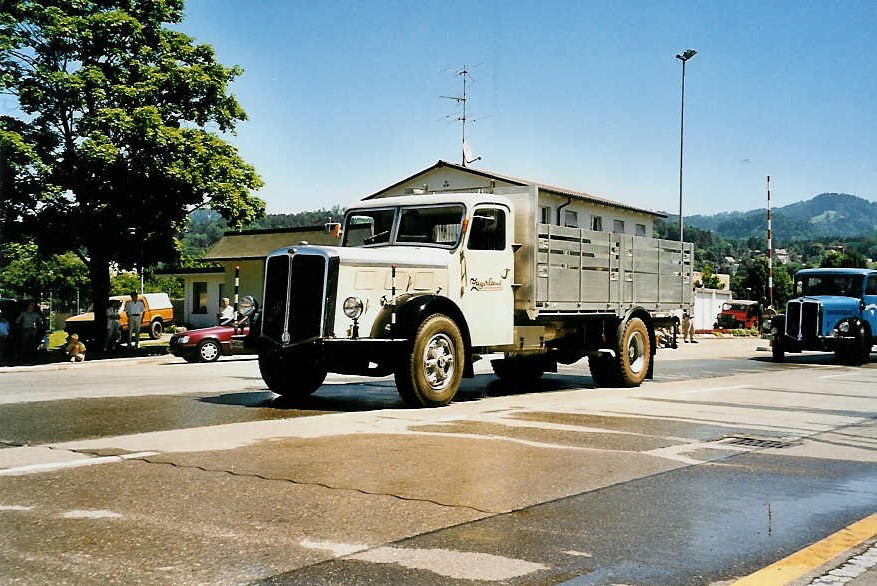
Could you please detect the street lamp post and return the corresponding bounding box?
[676,48,696,244]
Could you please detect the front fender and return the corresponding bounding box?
[370,293,474,377]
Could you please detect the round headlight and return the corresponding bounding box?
[838,321,850,333]
[343,296,364,319]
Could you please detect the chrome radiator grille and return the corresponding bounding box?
[262,253,328,345]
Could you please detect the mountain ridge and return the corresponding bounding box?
[681,193,877,240]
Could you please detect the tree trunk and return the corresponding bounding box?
[88,254,111,348]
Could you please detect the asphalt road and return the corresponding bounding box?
[1,337,875,585]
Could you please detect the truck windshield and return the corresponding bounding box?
[798,274,863,297]
[342,204,465,248]
[396,205,465,247]
[342,209,396,247]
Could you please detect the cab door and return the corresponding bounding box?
[460,205,514,346]
[863,276,877,336]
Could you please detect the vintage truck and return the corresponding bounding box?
[769,267,877,364]
[251,187,693,406]
[716,299,760,330]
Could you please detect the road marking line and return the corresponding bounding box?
[731,512,877,585]
[350,546,547,581]
[0,451,157,476]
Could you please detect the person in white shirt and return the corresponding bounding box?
[124,292,146,349]
[218,297,235,325]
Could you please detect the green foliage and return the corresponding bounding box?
[110,272,182,298]
[0,0,264,330]
[821,249,868,268]
[696,263,724,290]
[0,242,89,309]
[177,205,346,260]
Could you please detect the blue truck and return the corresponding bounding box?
[769,268,877,364]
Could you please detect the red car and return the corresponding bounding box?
[169,323,250,363]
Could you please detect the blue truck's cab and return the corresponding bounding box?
[769,268,877,364]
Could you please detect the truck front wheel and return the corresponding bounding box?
[395,314,465,407]
[259,351,326,398]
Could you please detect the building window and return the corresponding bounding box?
[539,206,551,225]
[192,282,208,314]
[591,216,603,231]
[635,223,647,237]
[613,220,626,234]
[563,210,578,228]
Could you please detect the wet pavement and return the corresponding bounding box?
[1,337,876,585]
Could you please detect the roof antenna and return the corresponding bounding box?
[442,66,481,167]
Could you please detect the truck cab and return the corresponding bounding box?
[769,268,877,364]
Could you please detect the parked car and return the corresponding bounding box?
[65,293,174,343]
[171,296,259,363]
[169,322,251,362]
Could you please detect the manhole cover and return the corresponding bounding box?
[725,436,796,449]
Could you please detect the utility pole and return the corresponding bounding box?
[767,175,773,309]
[676,49,696,244]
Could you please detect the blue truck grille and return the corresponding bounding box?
[785,300,821,340]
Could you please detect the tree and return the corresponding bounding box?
[0,0,264,338]
[695,262,724,290]
[0,241,90,310]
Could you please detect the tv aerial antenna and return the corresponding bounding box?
[442,65,481,167]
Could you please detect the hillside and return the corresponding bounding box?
[683,193,877,240]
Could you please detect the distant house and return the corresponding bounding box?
[367,160,665,234]
[172,226,338,328]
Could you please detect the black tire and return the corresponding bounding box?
[491,356,545,383]
[196,339,222,363]
[149,319,163,339]
[837,326,872,366]
[588,318,651,388]
[258,351,326,398]
[395,314,465,407]
[588,354,618,387]
[856,325,872,365]
[772,336,786,363]
[615,317,651,387]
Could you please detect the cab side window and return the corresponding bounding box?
[468,208,506,251]
[866,277,877,296]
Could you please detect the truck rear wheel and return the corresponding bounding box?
[588,317,651,388]
[615,317,651,386]
[395,314,464,407]
[259,351,326,398]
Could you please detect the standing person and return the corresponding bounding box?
[124,292,146,349]
[681,311,697,343]
[65,333,87,362]
[0,310,9,365]
[218,297,235,325]
[103,299,122,352]
[15,301,44,363]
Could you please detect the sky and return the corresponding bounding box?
[180,0,877,216]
